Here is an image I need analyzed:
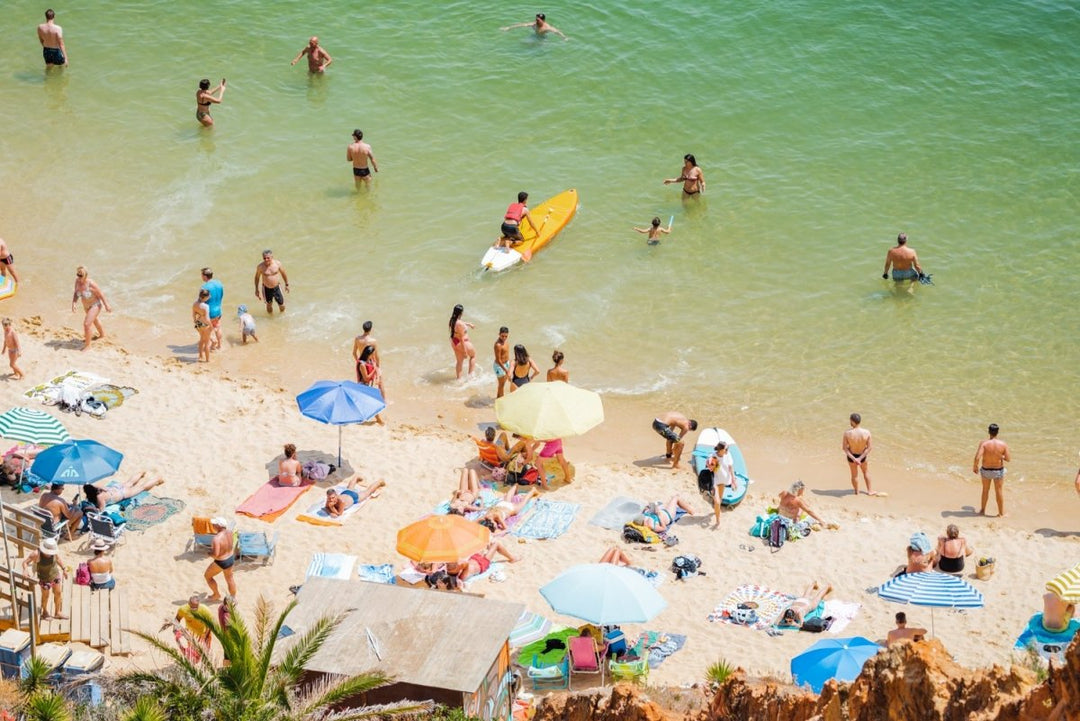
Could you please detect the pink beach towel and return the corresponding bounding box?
[236,476,314,522]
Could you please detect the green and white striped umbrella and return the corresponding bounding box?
[0,407,71,446]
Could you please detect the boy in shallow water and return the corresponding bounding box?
[633,216,672,245]
[237,305,258,344]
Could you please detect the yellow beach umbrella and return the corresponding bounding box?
[1046,562,1080,604]
[396,515,490,564]
[494,381,603,440]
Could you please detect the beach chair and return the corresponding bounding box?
[608,656,649,684]
[237,531,279,565]
[567,634,605,686]
[186,516,235,553]
[473,437,505,473]
[86,511,125,547]
[29,505,76,543]
[526,653,570,690]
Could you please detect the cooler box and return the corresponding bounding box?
[29,642,72,683]
[0,629,31,679]
[62,648,104,679]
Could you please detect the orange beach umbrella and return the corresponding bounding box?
[396,515,491,564]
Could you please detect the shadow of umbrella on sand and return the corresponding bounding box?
[263,450,354,482]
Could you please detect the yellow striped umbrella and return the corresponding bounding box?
[1046,562,1080,604]
[396,515,490,564]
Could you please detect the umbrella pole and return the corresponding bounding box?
[338,426,343,468]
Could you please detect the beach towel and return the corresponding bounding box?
[24,370,109,404]
[589,496,645,530]
[630,631,687,669]
[356,564,396,585]
[777,601,824,630]
[236,477,314,522]
[512,499,580,540]
[823,600,861,635]
[631,567,665,588]
[306,552,357,580]
[516,627,578,668]
[432,488,501,518]
[708,584,795,631]
[296,483,379,526]
[122,495,186,532]
[1015,613,1080,664]
[87,384,138,410]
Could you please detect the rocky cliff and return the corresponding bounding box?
[532,635,1079,721]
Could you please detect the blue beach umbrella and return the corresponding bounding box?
[295,380,385,466]
[877,571,984,636]
[30,439,123,485]
[540,563,667,625]
[791,636,882,693]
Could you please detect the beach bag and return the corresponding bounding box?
[74,562,91,586]
[671,554,703,581]
[58,385,84,413]
[622,521,660,545]
[801,616,828,633]
[508,465,540,485]
[301,461,332,481]
[750,515,772,539]
[768,517,786,550]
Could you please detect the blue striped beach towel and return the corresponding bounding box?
[512,499,580,540]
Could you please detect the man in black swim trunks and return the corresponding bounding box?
[652,411,698,469]
[37,9,68,67]
[347,129,379,189]
[204,518,237,600]
[254,249,289,314]
[664,154,705,197]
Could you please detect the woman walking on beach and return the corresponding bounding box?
[71,266,111,351]
[355,346,385,424]
[449,304,476,379]
[509,344,538,391]
[195,78,226,127]
[547,349,569,382]
[193,289,212,362]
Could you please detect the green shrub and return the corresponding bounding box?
[705,658,736,687]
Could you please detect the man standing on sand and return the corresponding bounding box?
[347,130,379,188]
[0,238,20,284]
[973,423,1010,517]
[652,411,698,469]
[204,518,237,601]
[254,249,289,314]
[290,36,332,73]
[37,9,68,67]
[882,233,925,284]
[664,154,705,198]
[843,413,878,496]
[886,612,927,646]
[200,268,224,351]
[493,326,511,398]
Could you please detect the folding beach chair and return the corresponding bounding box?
[526,653,569,690]
[608,657,649,684]
[29,505,76,543]
[186,516,235,553]
[237,531,279,565]
[567,634,605,686]
[86,511,125,547]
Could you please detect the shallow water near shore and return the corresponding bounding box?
[1,1,1078,486]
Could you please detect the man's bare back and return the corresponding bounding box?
[977,438,1009,469]
[843,427,871,456]
[886,245,918,270]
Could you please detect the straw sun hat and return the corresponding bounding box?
[39,538,59,555]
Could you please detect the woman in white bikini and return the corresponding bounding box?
[71,266,111,351]
[278,443,303,487]
[83,471,164,511]
[192,289,212,362]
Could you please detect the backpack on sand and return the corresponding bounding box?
[623,521,660,545]
[671,554,704,581]
[768,517,786,551]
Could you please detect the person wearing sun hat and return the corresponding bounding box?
[21,537,67,619]
[88,538,115,591]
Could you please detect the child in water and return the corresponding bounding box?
[1,318,23,379]
[633,217,672,245]
[237,305,258,344]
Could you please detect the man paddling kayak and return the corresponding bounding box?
[494,191,539,249]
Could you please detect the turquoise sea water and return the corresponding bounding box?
[1,1,1078,482]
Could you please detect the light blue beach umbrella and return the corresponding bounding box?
[30,439,123,485]
[791,636,882,693]
[540,563,667,625]
[0,407,70,446]
[295,380,385,466]
[877,571,984,636]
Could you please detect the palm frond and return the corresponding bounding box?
[128,629,214,690]
[317,699,434,721]
[255,598,301,696]
[292,672,392,716]
[274,613,343,684]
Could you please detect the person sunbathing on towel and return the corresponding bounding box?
[324,476,385,518]
[449,468,485,514]
[479,487,540,531]
[635,496,695,533]
[83,471,164,511]
[780,581,833,626]
[446,539,520,582]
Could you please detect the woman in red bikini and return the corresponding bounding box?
[449,304,476,379]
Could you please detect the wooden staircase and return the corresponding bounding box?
[37,580,131,656]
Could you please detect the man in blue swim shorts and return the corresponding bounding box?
[882,232,925,283]
[324,476,386,518]
[493,326,511,397]
[37,10,68,67]
[652,411,698,469]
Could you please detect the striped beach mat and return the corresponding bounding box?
[878,572,984,608]
[512,499,580,540]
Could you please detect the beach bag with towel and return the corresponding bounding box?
[671,554,703,581]
[58,385,85,413]
[623,521,660,545]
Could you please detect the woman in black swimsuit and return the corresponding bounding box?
[934,524,973,574]
[195,78,226,127]
[509,344,538,391]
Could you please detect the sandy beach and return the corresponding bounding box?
[0,309,1077,688]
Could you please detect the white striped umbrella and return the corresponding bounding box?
[0,407,70,446]
[878,571,984,636]
[1046,562,1080,604]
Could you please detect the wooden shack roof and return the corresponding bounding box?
[276,578,524,693]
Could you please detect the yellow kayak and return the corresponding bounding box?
[481,189,578,271]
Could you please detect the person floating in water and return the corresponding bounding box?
[291,36,333,73]
[664,154,705,198]
[633,217,672,245]
[502,13,567,40]
[882,232,925,284]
